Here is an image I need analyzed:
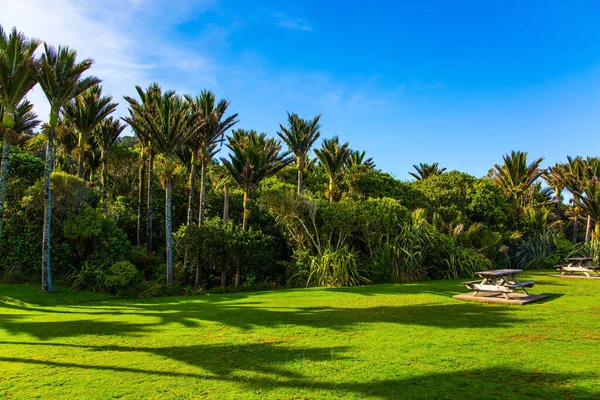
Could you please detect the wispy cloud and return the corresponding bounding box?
[272,12,313,32]
[0,0,218,123]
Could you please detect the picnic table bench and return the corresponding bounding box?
[462,269,536,299]
[555,257,600,278]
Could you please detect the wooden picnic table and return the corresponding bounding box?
[462,269,536,299]
[556,257,600,277]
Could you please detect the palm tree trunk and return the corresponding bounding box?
[198,159,207,225]
[101,153,108,215]
[572,213,579,243]
[220,268,226,288]
[223,183,229,224]
[194,260,201,287]
[42,126,55,293]
[187,153,198,225]
[586,215,592,244]
[184,153,198,285]
[146,148,154,253]
[328,177,334,202]
[136,155,145,246]
[77,134,85,179]
[0,136,11,240]
[297,156,304,195]
[165,172,173,285]
[242,190,250,230]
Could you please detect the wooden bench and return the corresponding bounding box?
[507,280,536,288]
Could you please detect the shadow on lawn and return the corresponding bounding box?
[0,300,526,339]
[0,342,595,400]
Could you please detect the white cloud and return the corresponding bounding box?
[272,12,313,32]
[0,0,217,125]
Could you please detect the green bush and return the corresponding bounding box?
[307,246,369,287]
[104,261,141,295]
[63,208,131,267]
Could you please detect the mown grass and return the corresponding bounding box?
[1,271,599,399]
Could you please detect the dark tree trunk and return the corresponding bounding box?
[136,155,145,246]
[223,183,229,224]
[42,127,54,292]
[146,149,154,253]
[220,268,226,288]
[0,136,11,239]
[77,134,85,179]
[198,159,207,225]
[165,173,173,285]
[187,155,198,225]
[101,153,108,215]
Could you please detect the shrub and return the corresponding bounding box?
[104,261,141,295]
[307,246,369,287]
[68,261,105,292]
[63,208,131,267]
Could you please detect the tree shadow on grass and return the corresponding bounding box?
[0,341,349,378]
[0,300,526,340]
[0,344,595,400]
[0,314,157,340]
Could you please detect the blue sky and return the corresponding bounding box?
[2,0,600,179]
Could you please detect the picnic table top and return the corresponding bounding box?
[565,257,592,262]
[475,269,523,277]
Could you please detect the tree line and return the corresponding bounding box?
[1,25,599,295]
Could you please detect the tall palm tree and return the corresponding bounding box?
[0,26,40,239]
[54,118,79,173]
[543,163,566,215]
[345,149,376,170]
[62,85,117,179]
[492,151,544,209]
[314,136,350,202]
[123,83,161,252]
[208,163,235,224]
[129,90,194,285]
[93,117,125,214]
[277,112,321,195]
[557,157,600,243]
[0,101,40,237]
[409,162,446,180]
[37,43,99,292]
[186,90,238,226]
[221,129,292,230]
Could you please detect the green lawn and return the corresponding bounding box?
[1,272,599,399]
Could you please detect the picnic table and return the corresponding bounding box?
[461,269,536,299]
[555,257,600,278]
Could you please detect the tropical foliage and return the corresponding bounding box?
[0,23,597,295]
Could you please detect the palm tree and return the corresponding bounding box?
[345,149,375,170]
[123,83,161,252]
[492,151,544,209]
[314,136,350,202]
[62,85,117,179]
[36,43,99,292]
[93,117,125,214]
[129,90,194,285]
[0,101,40,237]
[557,157,600,243]
[0,26,40,239]
[543,163,566,215]
[221,129,292,230]
[54,118,79,173]
[409,162,446,180]
[207,163,235,224]
[186,90,238,226]
[277,112,321,195]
